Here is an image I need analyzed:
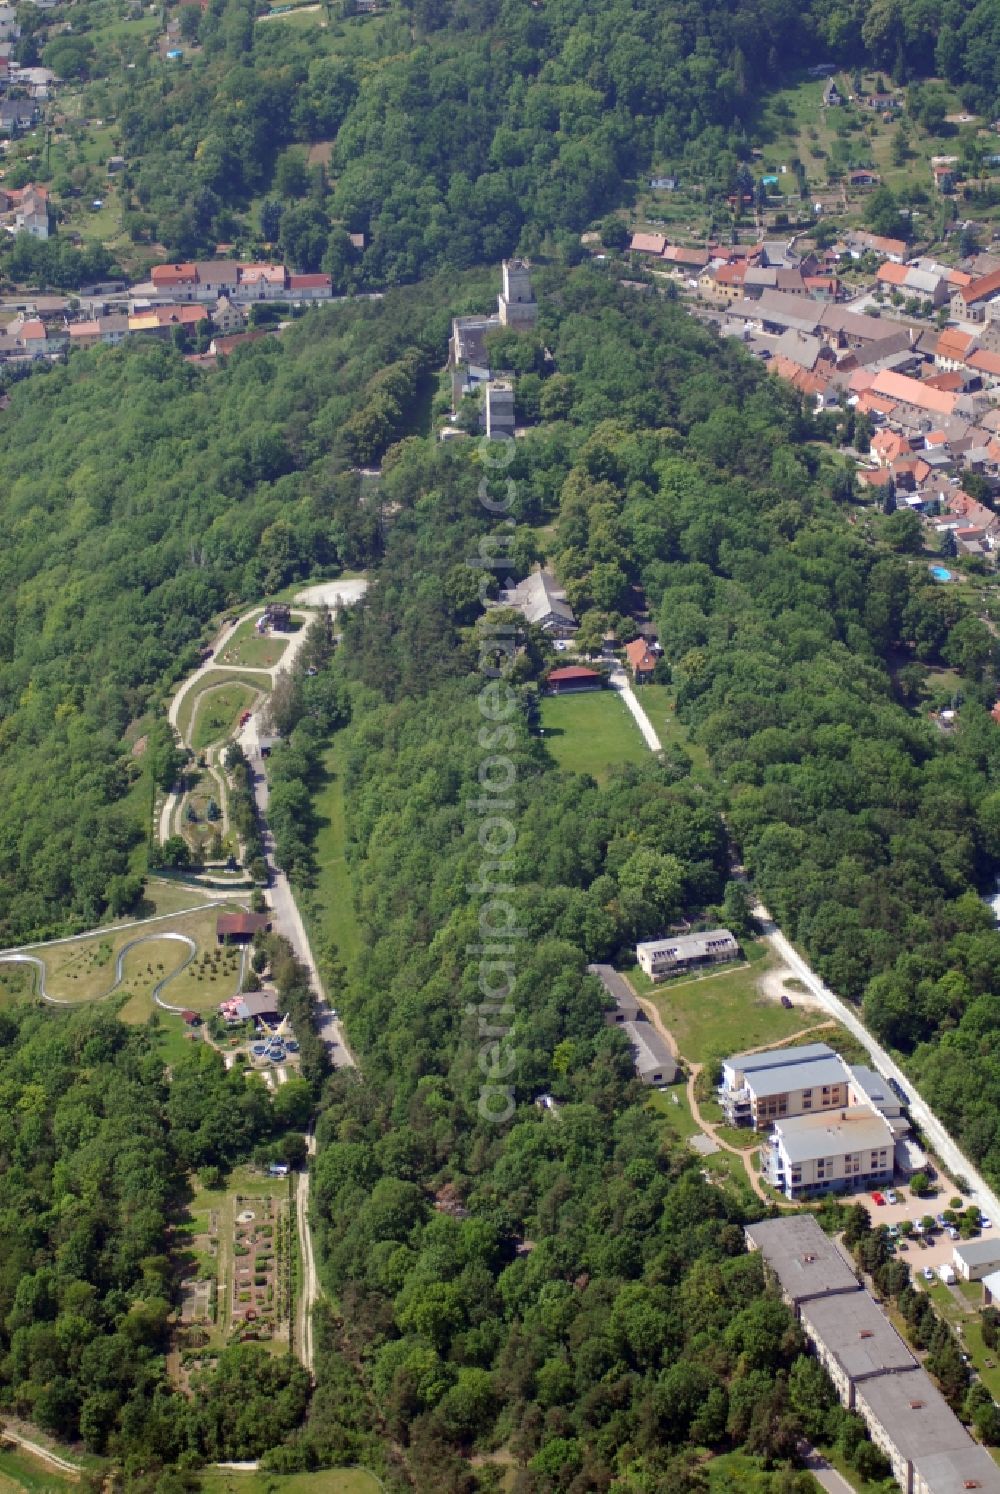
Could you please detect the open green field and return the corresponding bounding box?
[197,1471,382,1494]
[301,736,361,969]
[191,683,261,754]
[634,942,835,1063]
[176,671,268,746]
[0,1445,76,1494]
[706,1451,826,1492]
[540,689,648,783]
[217,617,293,670]
[637,684,712,778]
[646,1083,700,1146]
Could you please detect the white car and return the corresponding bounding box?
[982,1216,993,1230]
[886,1190,899,1205]
[923,1267,935,1282]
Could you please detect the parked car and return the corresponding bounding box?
[886,1190,899,1204]
[936,1214,947,1227]
[239,710,252,726]
[888,1077,909,1104]
[923,1267,935,1281]
[871,1191,885,1205]
[780,994,792,1008]
[939,1264,957,1285]
[947,1227,960,1240]
[982,1215,993,1229]
[887,1224,900,1238]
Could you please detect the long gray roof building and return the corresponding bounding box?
[744,1215,858,1306]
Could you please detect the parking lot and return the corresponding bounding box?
[865,1186,991,1278]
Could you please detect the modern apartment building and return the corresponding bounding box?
[635,927,739,982]
[720,1042,850,1128]
[762,1105,895,1200]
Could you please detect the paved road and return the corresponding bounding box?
[798,1441,856,1494]
[609,667,663,751]
[159,605,312,844]
[756,905,1000,1225]
[610,671,1000,1227]
[240,712,356,1072]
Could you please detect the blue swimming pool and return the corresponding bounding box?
[930,565,953,582]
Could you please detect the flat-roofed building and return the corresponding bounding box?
[855,1368,1000,1494]
[744,1214,859,1308]
[635,928,739,981]
[721,1042,850,1128]
[849,1064,902,1118]
[799,1290,915,1407]
[952,1237,1000,1283]
[762,1105,894,1199]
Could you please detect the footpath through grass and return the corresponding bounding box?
[539,689,648,783]
[0,1445,76,1494]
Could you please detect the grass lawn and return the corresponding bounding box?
[16,903,244,1006]
[142,877,222,916]
[634,942,836,1064]
[637,684,711,778]
[646,1084,701,1146]
[217,617,294,670]
[191,683,262,754]
[540,689,648,783]
[115,938,194,1021]
[197,1472,382,1494]
[0,965,35,1006]
[706,1451,826,1492]
[0,1446,76,1494]
[175,670,269,745]
[301,735,362,970]
[165,938,243,1013]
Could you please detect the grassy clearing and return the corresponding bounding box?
[217,617,293,670]
[646,1083,701,1146]
[175,670,268,745]
[637,684,712,778]
[20,903,243,1005]
[540,689,648,783]
[302,735,362,971]
[0,1445,77,1494]
[191,683,260,755]
[0,966,36,1005]
[142,878,222,917]
[197,1472,382,1494]
[706,1450,826,1491]
[115,938,193,1021]
[633,942,835,1063]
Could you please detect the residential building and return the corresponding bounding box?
[855,1370,1000,1494]
[747,1215,1000,1494]
[822,77,842,105]
[629,231,667,256]
[287,272,332,300]
[211,295,246,334]
[498,569,577,635]
[484,379,515,439]
[588,963,644,1025]
[799,1290,915,1407]
[151,262,199,296]
[951,267,1000,323]
[952,1238,1000,1283]
[623,1021,679,1085]
[876,262,950,307]
[238,263,287,300]
[498,258,537,329]
[635,928,739,981]
[761,1105,895,1198]
[721,1042,845,1128]
[11,315,46,354]
[624,636,657,682]
[744,1214,859,1308]
[847,1064,902,1119]
[935,328,977,371]
[194,259,241,300]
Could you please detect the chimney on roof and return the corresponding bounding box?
[909,1400,925,1409]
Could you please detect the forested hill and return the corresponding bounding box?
[0,282,466,944]
[102,0,820,275]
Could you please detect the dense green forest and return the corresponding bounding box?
[0,280,468,943]
[44,0,1000,281]
[0,1002,317,1464]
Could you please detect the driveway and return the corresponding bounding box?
[608,667,662,751]
[755,904,1000,1228]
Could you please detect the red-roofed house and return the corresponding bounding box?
[969,348,1000,391]
[629,232,666,257]
[935,328,977,370]
[547,666,603,694]
[952,267,1000,322]
[870,429,914,466]
[857,467,894,491]
[877,261,909,288]
[216,912,273,945]
[151,262,199,296]
[625,638,657,683]
[870,369,960,417]
[699,262,745,303]
[287,273,332,300]
[924,370,964,393]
